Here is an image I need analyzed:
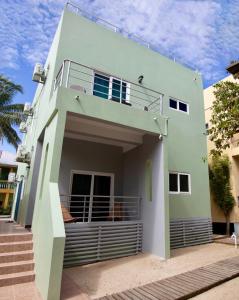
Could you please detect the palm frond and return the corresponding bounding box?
[0,75,23,106]
[0,112,23,126]
[0,123,20,149]
[0,75,24,148]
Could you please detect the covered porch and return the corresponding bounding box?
[58,112,167,266]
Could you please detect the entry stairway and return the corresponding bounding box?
[0,231,35,287]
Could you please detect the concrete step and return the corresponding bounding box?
[0,232,32,243]
[0,250,34,263]
[0,271,35,287]
[0,240,33,253]
[0,260,34,275]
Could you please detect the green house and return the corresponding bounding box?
[16,3,211,300]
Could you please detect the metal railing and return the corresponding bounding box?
[66,2,150,49]
[0,181,15,190]
[60,194,141,223]
[65,2,197,72]
[54,60,163,113]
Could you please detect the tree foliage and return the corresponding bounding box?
[209,155,234,235]
[208,81,239,156]
[0,75,24,149]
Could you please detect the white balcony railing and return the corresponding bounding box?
[60,194,141,223]
[54,60,163,114]
[0,181,15,190]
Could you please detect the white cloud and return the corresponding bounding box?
[0,0,239,85]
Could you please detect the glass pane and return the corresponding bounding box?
[122,82,127,100]
[169,99,177,109]
[70,174,92,220]
[179,101,188,112]
[0,167,9,180]
[93,73,109,99]
[180,174,189,192]
[111,79,121,102]
[169,173,178,192]
[92,175,111,222]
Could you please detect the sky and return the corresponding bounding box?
[0,0,239,153]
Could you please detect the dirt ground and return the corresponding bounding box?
[63,243,239,299]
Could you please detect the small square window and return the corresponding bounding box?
[169,97,189,114]
[179,101,188,112]
[169,172,191,194]
[180,174,189,192]
[169,173,178,192]
[169,99,177,109]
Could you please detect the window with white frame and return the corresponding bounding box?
[93,72,130,103]
[169,98,189,113]
[169,172,191,193]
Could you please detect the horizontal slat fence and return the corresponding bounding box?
[170,218,212,249]
[64,221,142,267]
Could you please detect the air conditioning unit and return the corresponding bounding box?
[32,63,46,83]
[19,122,27,133]
[16,145,31,164]
[23,102,33,116]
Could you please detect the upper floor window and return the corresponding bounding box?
[93,73,109,99]
[169,172,191,194]
[169,98,189,113]
[93,72,130,103]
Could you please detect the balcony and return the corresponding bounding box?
[0,181,15,192]
[61,194,141,223]
[0,181,15,214]
[54,60,163,114]
[61,194,142,266]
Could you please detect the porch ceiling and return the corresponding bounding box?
[64,114,148,152]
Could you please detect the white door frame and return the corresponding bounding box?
[70,170,115,222]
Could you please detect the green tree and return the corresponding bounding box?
[208,81,239,156]
[209,155,234,235]
[0,75,24,149]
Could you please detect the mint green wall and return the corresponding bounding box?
[55,87,167,135]
[17,7,210,299]
[16,14,67,300]
[54,10,210,219]
[17,14,64,226]
[32,112,66,300]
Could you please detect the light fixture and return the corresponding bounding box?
[75,95,80,101]
[138,75,144,84]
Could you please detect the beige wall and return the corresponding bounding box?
[204,75,239,223]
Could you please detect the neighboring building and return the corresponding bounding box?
[0,151,17,215]
[15,3,211,300]
[204,75,239,234]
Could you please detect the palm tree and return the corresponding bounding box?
[0,75,24,149]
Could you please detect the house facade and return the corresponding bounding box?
[16,3,211,300]
[204,75,239,234]
[0,151,17,215]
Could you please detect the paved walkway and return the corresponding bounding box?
[97,256,239,300]
[0,282,42,300]
[0,220,30,235]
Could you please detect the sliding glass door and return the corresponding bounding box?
[70,171,114,222]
